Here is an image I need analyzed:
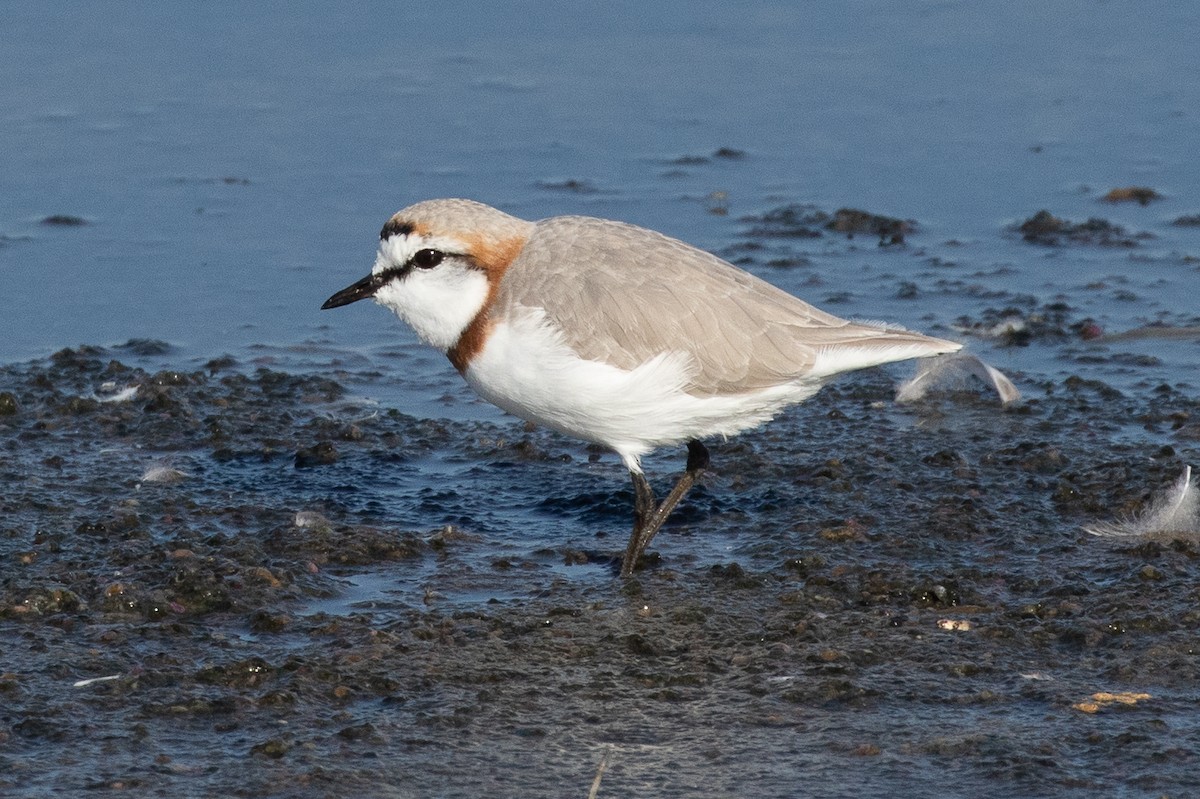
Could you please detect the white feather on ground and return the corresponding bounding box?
[93,384,139,403]
[73,674,122,688]
[139,464,189,484]
[1085,466,1200,540]
[894,352,1021,405]
[294,511,333,529]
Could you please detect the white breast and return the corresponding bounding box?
[463,308,821,471]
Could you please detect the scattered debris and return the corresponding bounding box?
[1072,691,1152,714]
[1101,187,1161,205]
[937,619,973,631]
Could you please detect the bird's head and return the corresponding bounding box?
[322,199,533,355]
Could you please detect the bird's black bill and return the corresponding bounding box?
[321,274,379,309]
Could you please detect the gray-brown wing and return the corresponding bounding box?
[492,216,911,396]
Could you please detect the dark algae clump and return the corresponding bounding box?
[1013,209,1153,247]
[741,204,915,245]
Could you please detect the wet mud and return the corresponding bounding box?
[2,340,1199,798]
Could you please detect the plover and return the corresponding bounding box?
[322,199,962,576]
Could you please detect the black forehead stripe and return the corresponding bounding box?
[380,219,415,240]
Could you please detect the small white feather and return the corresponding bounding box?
[93,385,139,403]
[1085,466,1200,539]
[895,352,1020,405]
[73,674,122,688]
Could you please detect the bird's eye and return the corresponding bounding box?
[412,249,444,269]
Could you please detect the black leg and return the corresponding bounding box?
[620,440,710,577]
[623,472,657,575]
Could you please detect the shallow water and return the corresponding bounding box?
[3,2,1200,797]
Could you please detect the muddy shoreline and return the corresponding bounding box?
[1,346,1197,797]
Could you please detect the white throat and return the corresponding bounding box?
[371,245,490,352]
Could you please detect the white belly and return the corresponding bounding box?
[462,310,820,471]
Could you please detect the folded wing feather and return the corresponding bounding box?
[493,216,958,397]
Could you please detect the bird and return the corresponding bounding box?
[322,199,962,576]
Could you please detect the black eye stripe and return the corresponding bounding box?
[374,249,462,287]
